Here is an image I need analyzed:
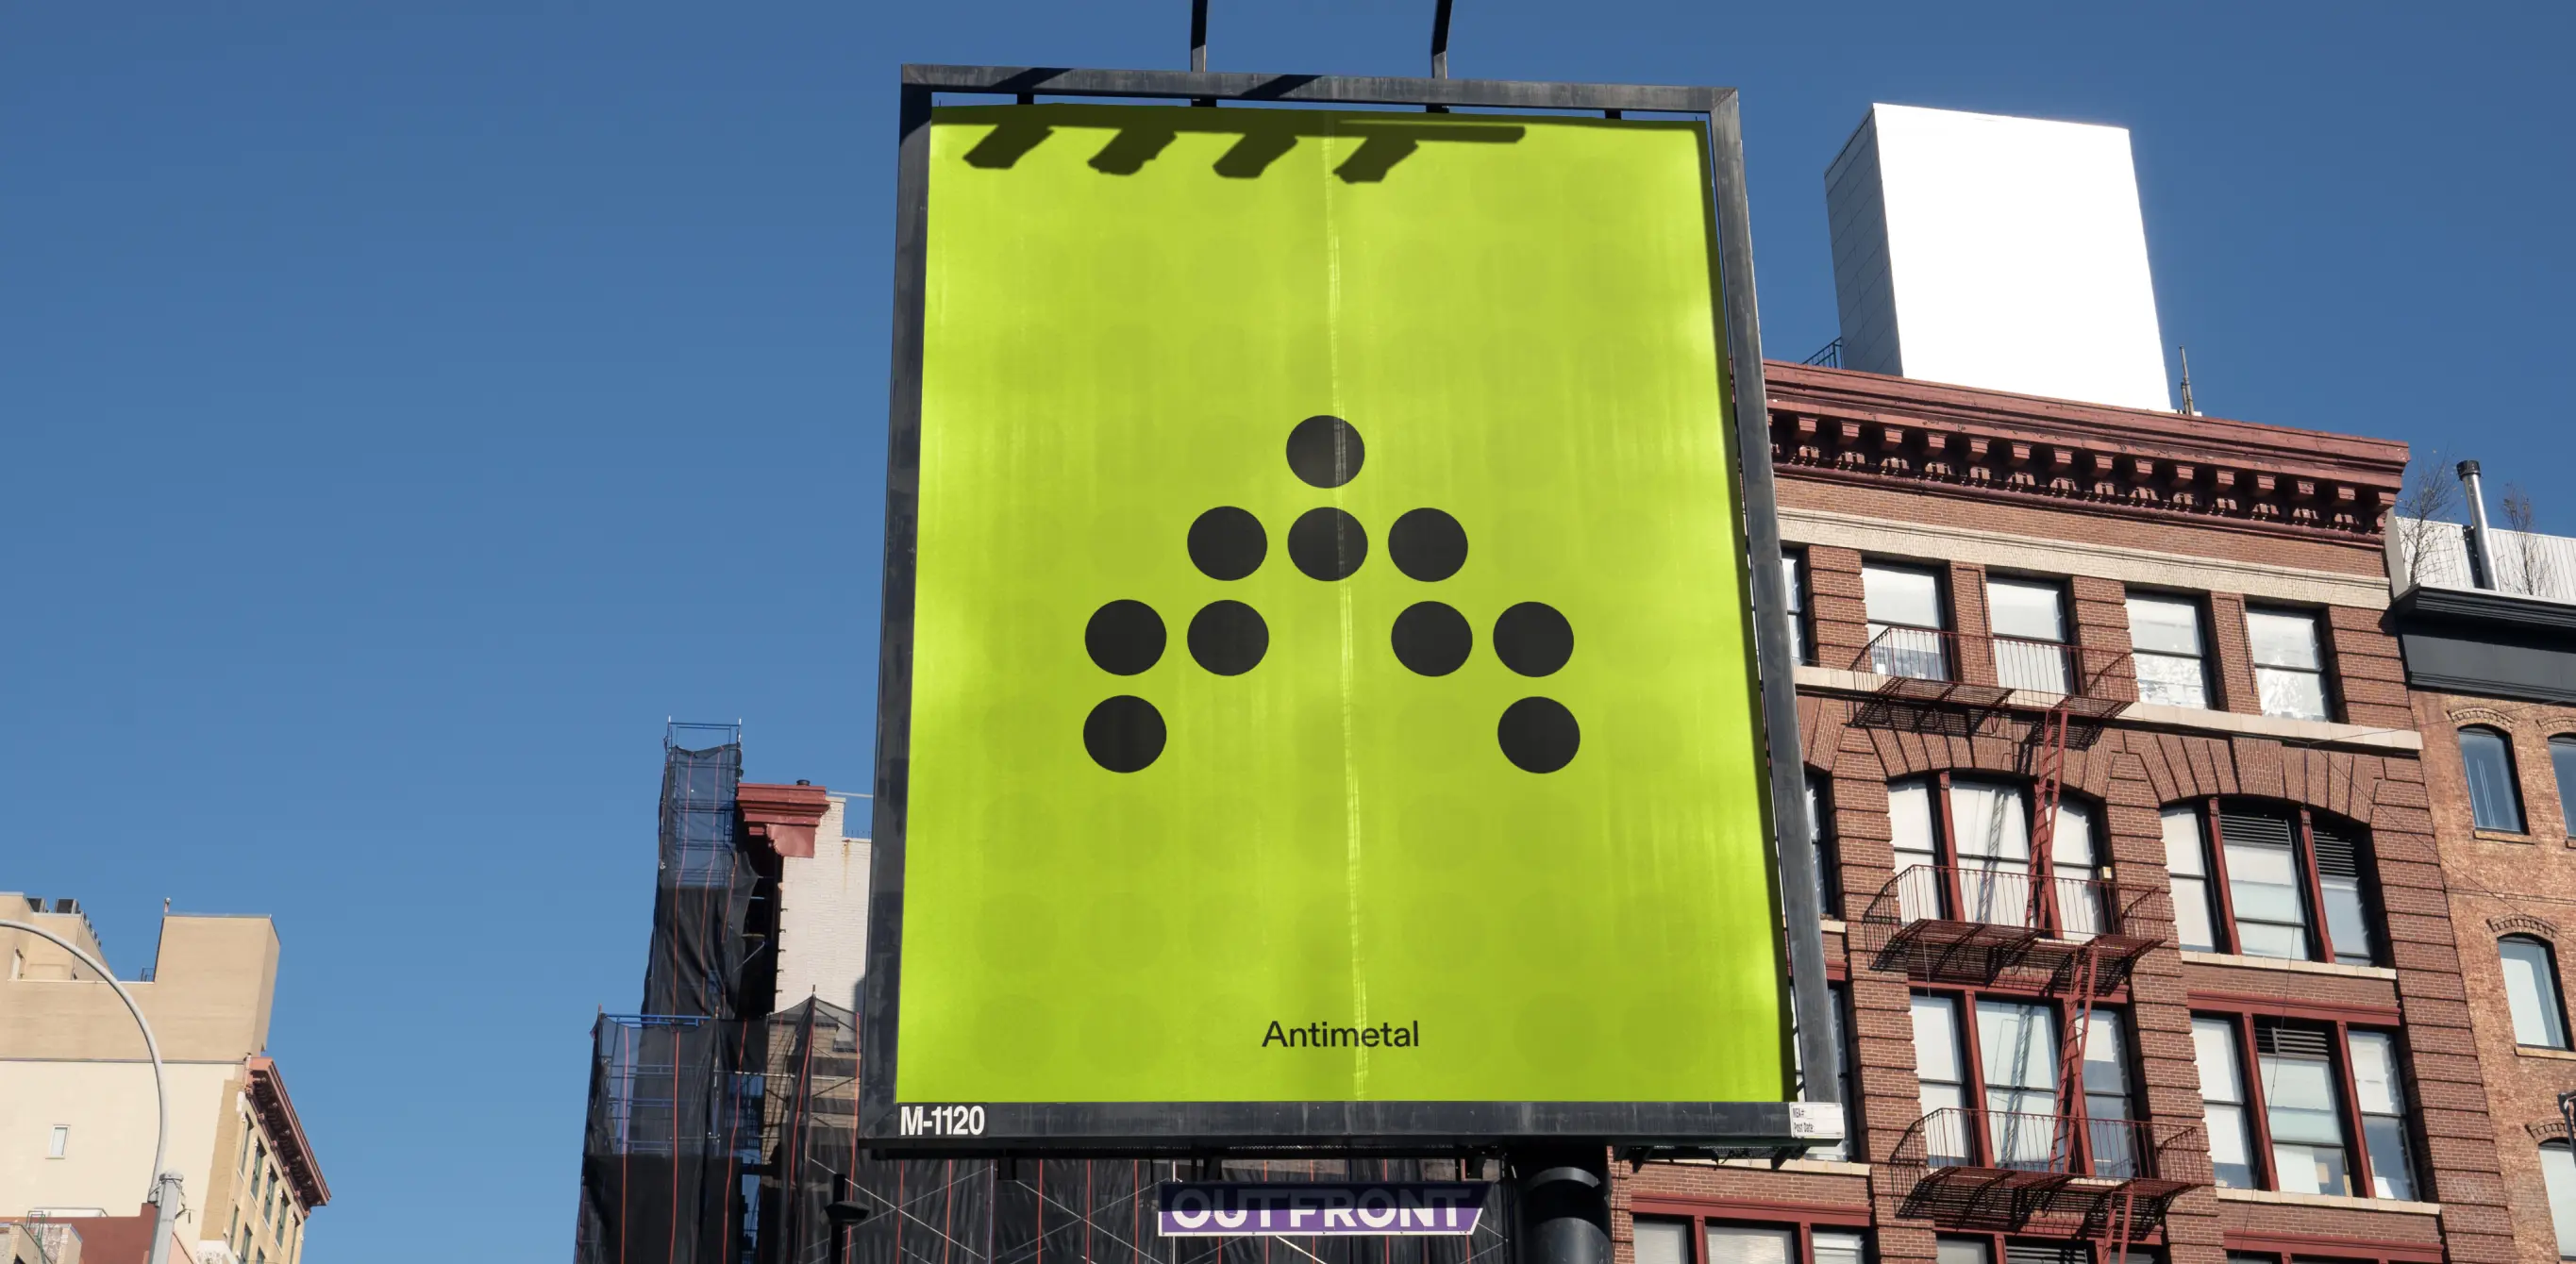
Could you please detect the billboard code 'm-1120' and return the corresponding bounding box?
[898,1105,987,1137]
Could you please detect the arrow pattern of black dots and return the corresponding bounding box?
[1081,415,1581,775]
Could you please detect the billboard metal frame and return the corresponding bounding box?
[863,62,1832,1156]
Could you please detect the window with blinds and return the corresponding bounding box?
[2308,821,2378,966]
[2218,809,2309,959]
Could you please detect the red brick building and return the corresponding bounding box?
[2385,499,2576,1264]
[1617,362,2503,1264]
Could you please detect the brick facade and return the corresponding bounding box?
[2411,690,2576,1264]
[1615,364,2515,1264]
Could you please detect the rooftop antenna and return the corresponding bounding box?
[2176,346,2198,415]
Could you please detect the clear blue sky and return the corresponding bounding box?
[5,3,2569,1258]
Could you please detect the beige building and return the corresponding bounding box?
[0,895,326,1264]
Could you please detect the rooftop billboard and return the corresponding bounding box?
[864,72,1823,1150]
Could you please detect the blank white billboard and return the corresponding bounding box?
[1826,103,2172,412]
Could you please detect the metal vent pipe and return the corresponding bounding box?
[2458,459,2500,590]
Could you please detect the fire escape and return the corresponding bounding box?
[1848,629,2206,1264]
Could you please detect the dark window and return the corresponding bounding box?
[1805,772,1841,919]
[2501,936,2571,1049]
[1783,551,1814,667]
[2165,801,2383,966]
[1864,560,1949,680]
[2553,737,2576,835]
[2460,726,2527,832]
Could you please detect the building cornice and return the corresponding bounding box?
[1763,361,2407,543]
[245,1055,329,1208]
[739,782,831,859]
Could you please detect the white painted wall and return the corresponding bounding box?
[1825,103,2172,411]
[0,1058,236,1220]
[775,796,870,1015]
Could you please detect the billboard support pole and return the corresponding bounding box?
[1708,91,1840,1112]
[1514,1149,1609,1264]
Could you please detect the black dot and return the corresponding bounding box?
[1085,600,1165,675]
[1188,601,1270,675]
[1188,507,1266,580]
[1389,508,1468,581]
[1287,507,1368,580]
[1084,696,1166,773]
[1493,602,1573,676]
[1497,698,1581,773]
[1286,415,1364,489]
[1391,602,1472,676]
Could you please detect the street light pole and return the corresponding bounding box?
[3,919,183,1264]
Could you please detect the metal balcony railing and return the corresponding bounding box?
[1876,865,2122,940]
[1890,1108,2209,1236]
[1855,865,2168,988]
[1855,628,2133,716]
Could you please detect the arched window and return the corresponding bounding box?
[2553,736,2576,833]
[1886,774,2100,933]
[2501,936,2571,1049]
[2461,726,2526,833]
[2543,1140,2576,1259]
[2160,800,2382,965]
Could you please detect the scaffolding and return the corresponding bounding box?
[578,730,1523,1264]
[1846,632,2204,1264]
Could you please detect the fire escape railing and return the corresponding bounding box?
[1890,1107,2209,1240]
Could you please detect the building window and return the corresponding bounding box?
[1805,772,1841,919]
[1636,1215,1868,1264]
[1783,550,1813,667]
[1914,992,1969,1160]
[2256,1022,2351,1195]
[2165,800,2381,966]
[2127,592,2211,708]
[1864,560,1949,680]
[1890,775,2103,934]
[2553,737,2576,834]
[2501,936,2571,1049]
[2192,1016,2255,1188]
[2191,1014,2420,1199]
[1796,982,1855,1160]
[2245,607,2333,721]
[2163,807,2220,952]
[1910,988,2136,1174]
[1986,575,2071,693]
[2459,726,2527,832]
[47,1125,68,1158]
[1706,1224,1797,1264]
[1635,1218,1692,1264]
[2543,1141,2576,1259]
[2348,1030,2417,1199]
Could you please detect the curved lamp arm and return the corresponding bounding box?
[2,918,172,1211]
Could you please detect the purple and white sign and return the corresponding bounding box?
[1156,1182,1490,1238]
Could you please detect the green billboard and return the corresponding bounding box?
[865,71,1819,1149]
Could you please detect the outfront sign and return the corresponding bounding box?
[1156,1183,1491,1238]
[863,66,1828,1151]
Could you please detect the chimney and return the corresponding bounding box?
[1824,104,2171,410]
